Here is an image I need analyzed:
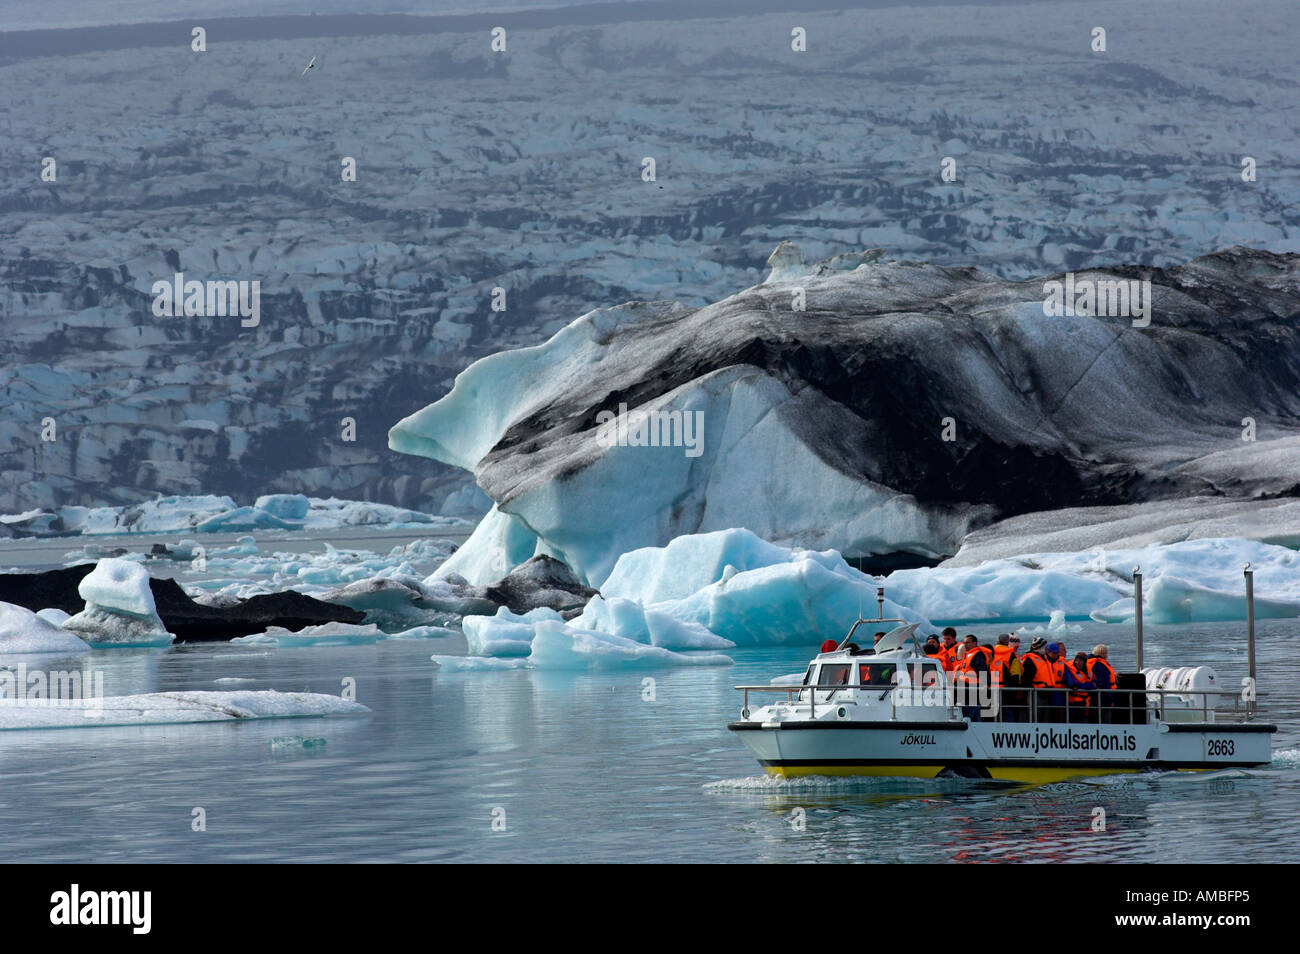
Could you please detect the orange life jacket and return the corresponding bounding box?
[957,645,994,684]
[937,643,959,672]
[1087,656,1117,690]
[1064,660,1091,706]
[1023,652,1056,688]
[992,645,1016,668]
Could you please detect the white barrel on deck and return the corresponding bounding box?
[1143,665,1218,719]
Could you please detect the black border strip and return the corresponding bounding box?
[1164,723,1276,733]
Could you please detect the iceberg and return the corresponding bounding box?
[463,607,564,657]
[888,538,1300,625]
[1090,574,1300,624]
[0,603,91,655]
[528,620,733,670]
[1015,610,1082,635]
[195,506,303,532]
[233,622,388,647]
[62,558,175,647]
[455,595,737,670]
[454,530,1300,667]
[389,246,1300,588]
[946,497,1300,566]
[430,655,533,672]
[0,690,369,730]
[574,595,735,650]
[0,494,470,539]
[387,625,457,639]
[598,529,928,645]
[253,494,311,522]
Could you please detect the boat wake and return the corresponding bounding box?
[702,774,977,795]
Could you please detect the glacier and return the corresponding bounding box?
[6,0,1298,517]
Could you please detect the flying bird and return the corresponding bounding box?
[301,56,316,76]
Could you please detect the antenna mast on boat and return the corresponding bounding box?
[1245,562,1257,717]
[1133,565,1144,671]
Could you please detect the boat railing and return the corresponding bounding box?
[733,682,1262,725]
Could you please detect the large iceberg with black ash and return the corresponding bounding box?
[390,244,1300,587]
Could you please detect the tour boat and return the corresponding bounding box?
[728,568,1275,783]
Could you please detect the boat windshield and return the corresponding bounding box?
[858,663,898,687]
[817,664,851,687]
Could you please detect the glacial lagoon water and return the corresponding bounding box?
[1,619,1297,863]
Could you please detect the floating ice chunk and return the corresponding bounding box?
[462,606,563,657]
[1015,610,1083,635]
[1091,573,1300,624]
[63,558,174,647]
[770,672,807,685]
[213,677,257,686]
[527,620,732,670]
[574,595,735,650]
[2,495,464,539]
[601,529,802,603]
[0,690,369,730]
[76,558,157,617]
[63,495,238,535]
[270,736,327,749]
[36,608,71,626]
[388,625,456,639]
[233,622,387,647]
[597,529,927,645]
[1090,598,1136,624]
[430,655,532,671]
[196,507,299,532]
[885,563,1122,624]
[215,536,260,556]
[903,538,1300,624]
[664,553,926,645]
[300,497,450,529]
[253,494,311,522]
[0,603,91,655]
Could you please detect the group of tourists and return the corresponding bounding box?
[922,627,1121,723]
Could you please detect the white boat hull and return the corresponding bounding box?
[729,718,1274,782]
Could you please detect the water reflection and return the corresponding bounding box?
[0,618,1293,861]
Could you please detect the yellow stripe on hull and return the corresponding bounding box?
[985,765,1140,783]
[766,765,948,779]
